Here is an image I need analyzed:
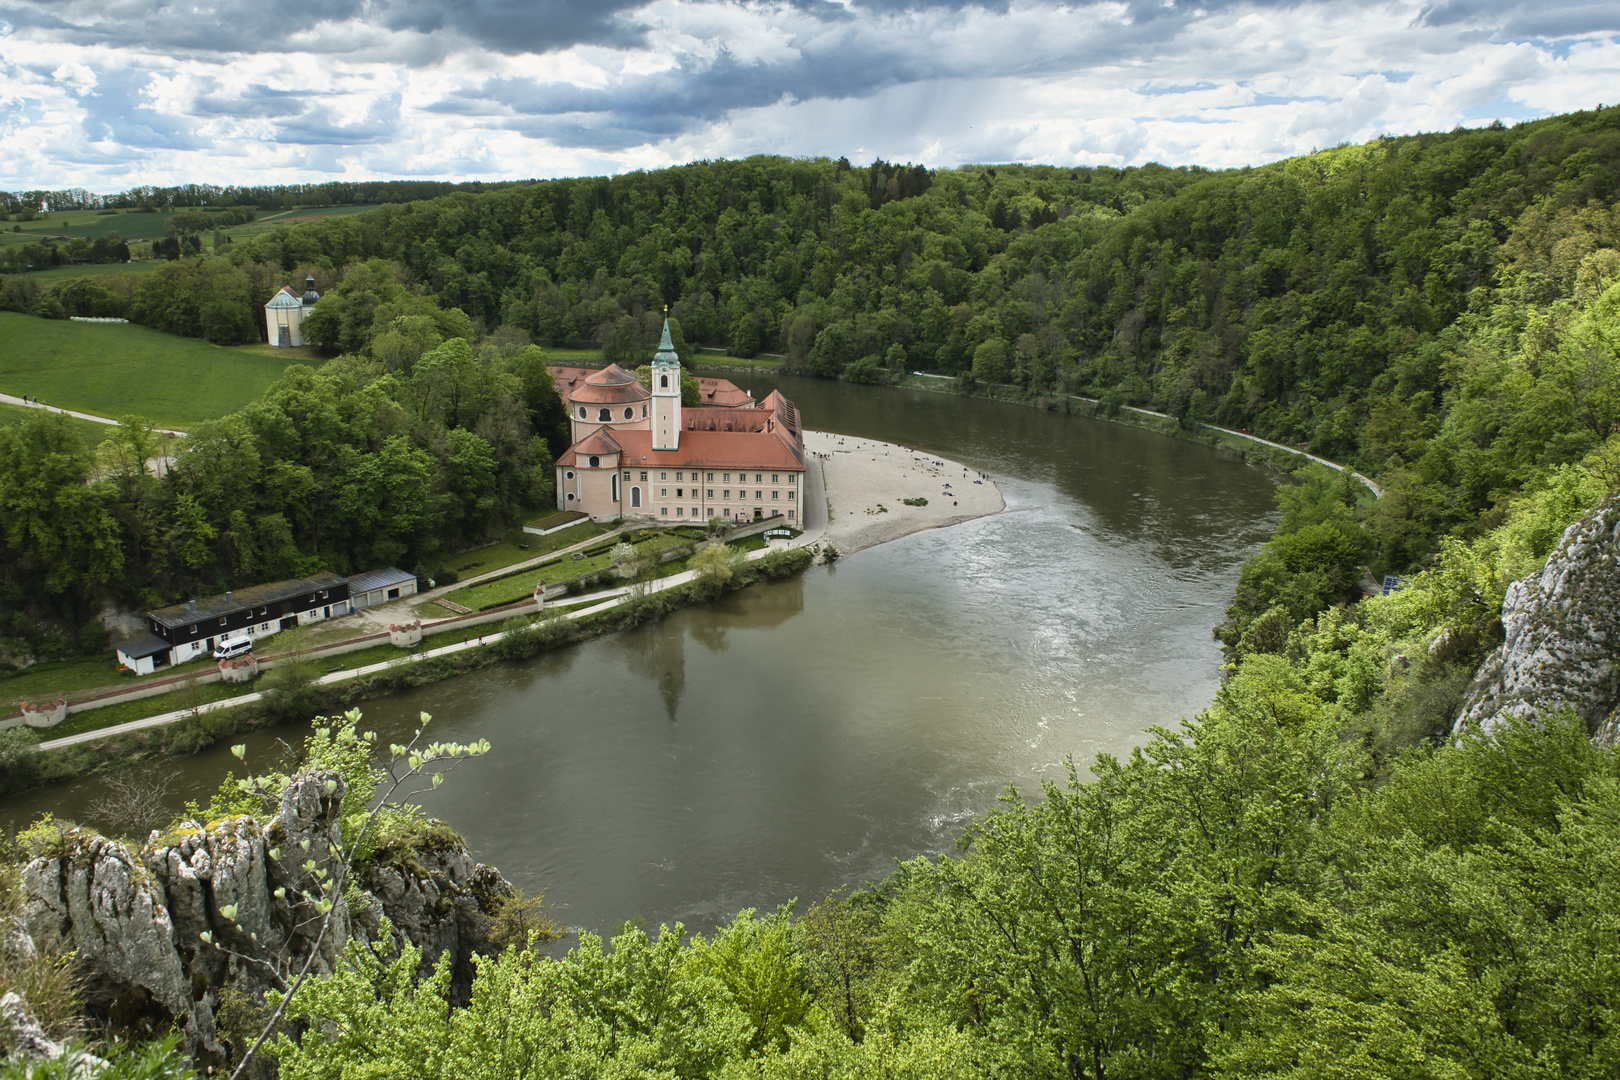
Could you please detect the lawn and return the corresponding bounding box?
[691,353,782,370]
[0,313,304,428]
[1,209,174,244]
[0,653,132,707]
[443,521,604,579]
[440,528,710,611]
[0,401,115,448]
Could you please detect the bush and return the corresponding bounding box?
[0,727,44,794]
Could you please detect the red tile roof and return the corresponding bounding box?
[601,426,804,472]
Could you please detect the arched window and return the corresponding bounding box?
[642,404,648,417]
[588,455,600,468]
[598,408,611,422]
[659,375,669,388]
[623,406,634,419]
[630,486,641,508]
[611,473,619,501]
[577,406,586,419]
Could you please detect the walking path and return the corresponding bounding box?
[0,392,186,436]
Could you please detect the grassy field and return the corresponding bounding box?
[0,313,304,428]
[692,352,782,370]
[21,261,168,284]
[1,208,173,246]
[0,401,115,448]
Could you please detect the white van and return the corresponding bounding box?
[213,633,254,660]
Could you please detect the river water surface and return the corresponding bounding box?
[3,376,1279,933]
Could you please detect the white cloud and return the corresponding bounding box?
[0,0,1615,189]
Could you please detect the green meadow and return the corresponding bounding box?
[0,400,115,448]
[0,313,305,428]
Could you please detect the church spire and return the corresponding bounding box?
[654,304,679,365]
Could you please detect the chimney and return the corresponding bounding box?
[188,599,197,612]
[225,590,233,602]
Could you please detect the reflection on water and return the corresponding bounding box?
[2,378,1277,934]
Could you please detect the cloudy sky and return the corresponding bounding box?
[1,0,1617,190]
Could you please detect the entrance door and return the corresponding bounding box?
[280,616,299,631]
[278,325,291,347]
[631,486,641,508]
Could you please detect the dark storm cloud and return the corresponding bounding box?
[1421,0,1620,35]
[274,93,404,145]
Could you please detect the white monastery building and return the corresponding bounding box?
[553,316,806,524]
[264,276,320,347]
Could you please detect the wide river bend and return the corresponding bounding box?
[2,375,1279,933]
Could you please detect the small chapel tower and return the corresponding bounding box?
[651,309,681,451]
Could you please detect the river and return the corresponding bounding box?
[2,375,1279,933]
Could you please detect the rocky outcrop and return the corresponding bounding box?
[18,770,514,1068]
[1454,495,1620,741]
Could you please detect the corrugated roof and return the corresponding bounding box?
[149,572,348,628]
[347,566,417,594]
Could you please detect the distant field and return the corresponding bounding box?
[21,261,167,284]
[0,208,172,244]
[543,348,605,365]
[0,313,304,428]
[217,204,381,243]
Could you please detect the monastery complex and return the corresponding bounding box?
[551,316,806,525]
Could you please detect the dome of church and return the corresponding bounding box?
[570,363,651,404]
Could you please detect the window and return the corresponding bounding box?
[723,472,730,482]
[577,406,586,418]
[788,490,795,500]
[642,404,648,417]
[706,472,714,481]
[588,455,600,468]
[565,470,575,480]
[598,408,611,422]
[676,471,684,481]
[639,471,648,480]
[623,406,634,420]
[789,474,796,484]
[755,490,762,499]
[219,617,227,626]
[692,507,699,517]
[788,510,795,519]
[661,507,668,515]
[772,490,779,499]
[676,506,683,516]
[623,471,631,479]
[566,492,575,501]
[772,474,779,483]
[660,374,669,388]
[723,490,731,499]
[707,489,714,499]
[755,473,763,483]
[660,471,667,480]
[660,488,668,497]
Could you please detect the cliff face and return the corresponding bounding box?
[19,770,513,1067]
[1455,495,1620,742]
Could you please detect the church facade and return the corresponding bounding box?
[553,318,806,525]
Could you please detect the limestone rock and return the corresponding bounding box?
[1455,495,1620,740]
[16,769,516,1064]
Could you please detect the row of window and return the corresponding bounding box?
[579,405,649,421]
[629,470,794,484]
[659,488,794,501]
[659,507,797,520]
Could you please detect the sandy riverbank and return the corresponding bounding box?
[804,429,1004,556]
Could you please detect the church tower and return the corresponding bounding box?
[651,310,681,451]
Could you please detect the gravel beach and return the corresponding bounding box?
[803,428,1005,556]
